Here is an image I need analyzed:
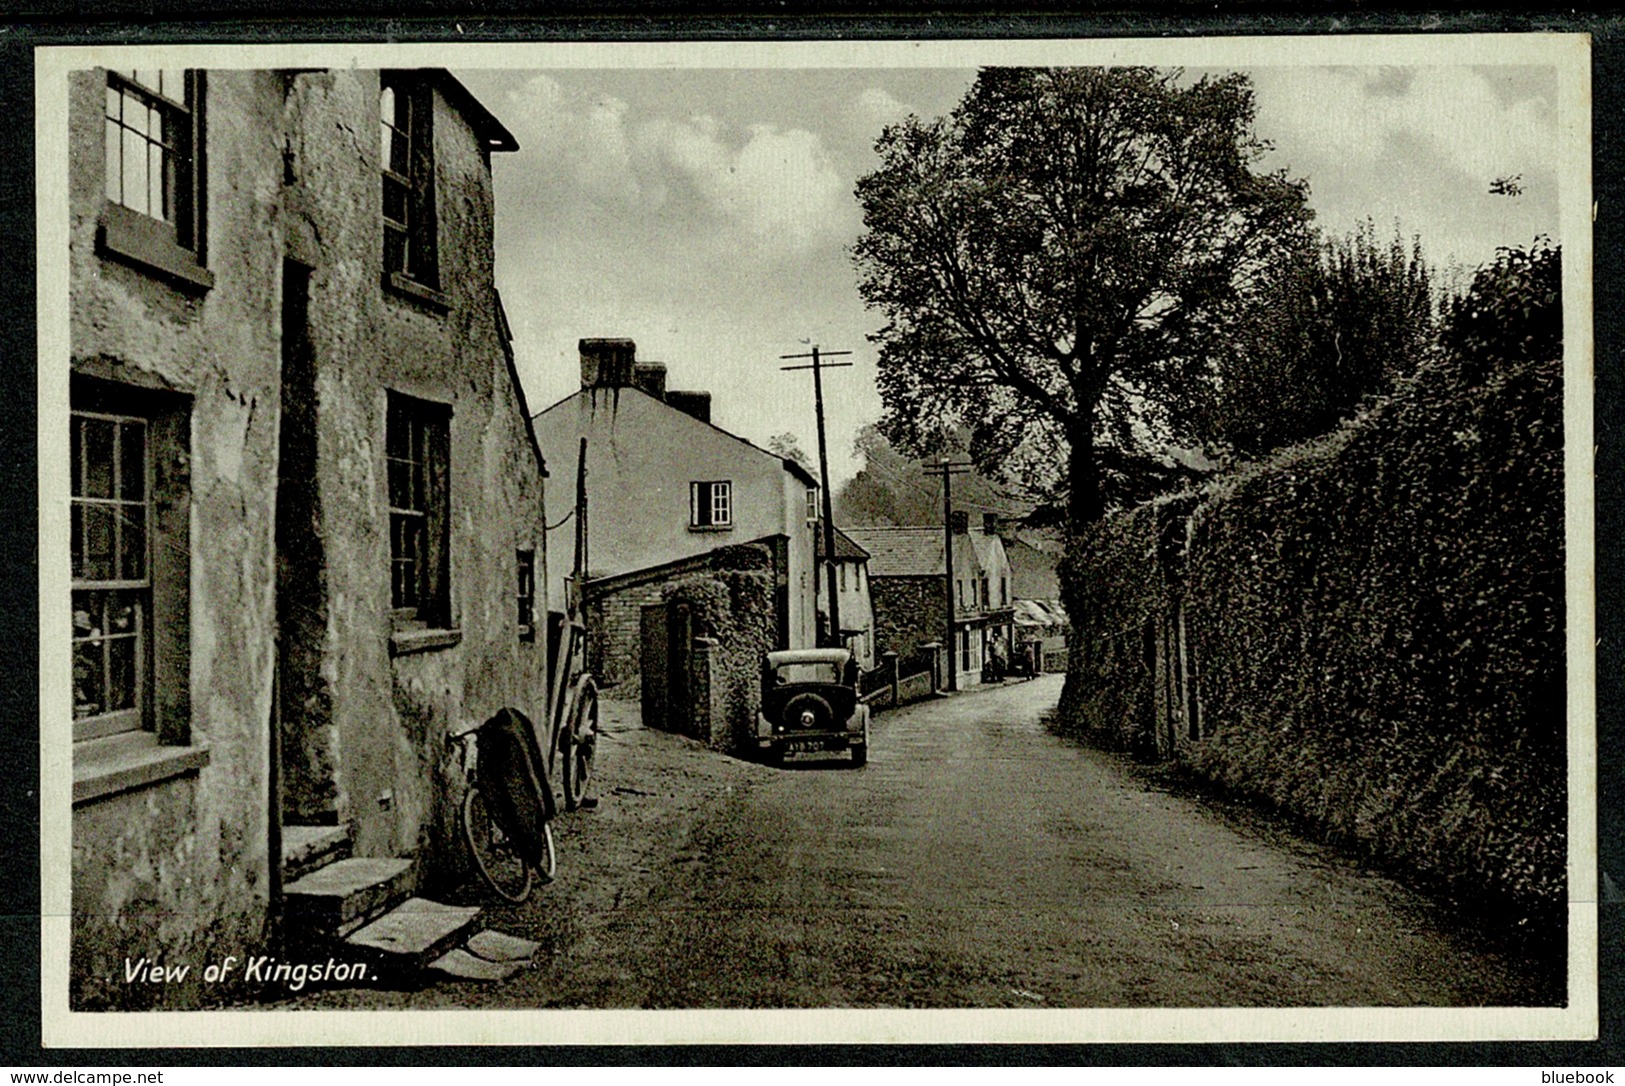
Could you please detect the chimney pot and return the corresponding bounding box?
[950,511,969,535]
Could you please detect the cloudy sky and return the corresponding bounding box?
[453,62,1562,486]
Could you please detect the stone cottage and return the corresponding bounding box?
[66,66,545,1008]
[847,513,1015,689]
[532,339,820,696]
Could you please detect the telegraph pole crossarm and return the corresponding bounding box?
[779,345,854,649]
[925,458,973,692]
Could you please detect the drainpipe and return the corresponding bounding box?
[267,637,283,952]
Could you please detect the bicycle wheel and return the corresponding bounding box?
[562,678,599,812]
[461,786,534,903]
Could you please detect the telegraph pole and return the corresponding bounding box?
[925,458,972,691]
[780,344,853,649]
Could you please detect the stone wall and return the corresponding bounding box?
[587,540,777,699]
[586,579,671,696]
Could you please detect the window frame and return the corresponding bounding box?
[386,391,453,630]
[97,69,211,291]
[516,548,536,642]
[379,71,442,301]
[689,480,733,530]
[68,376,193,754]
[71,409,151,742]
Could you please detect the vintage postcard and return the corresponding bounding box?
[37,32,1595,1047]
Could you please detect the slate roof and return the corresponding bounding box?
[842,527,945,577]
[815,527,871,562]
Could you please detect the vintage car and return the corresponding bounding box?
[754,648,869,767]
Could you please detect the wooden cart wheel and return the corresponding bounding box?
[561,676,599,812]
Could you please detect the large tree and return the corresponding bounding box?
[852,67,1311,529]
[1206,221,1438,460]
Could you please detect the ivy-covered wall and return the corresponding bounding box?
[1061,294,1564,919]
[662,565,777,753]
[1062,498,1170,755]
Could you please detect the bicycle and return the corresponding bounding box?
[450,707,557,904]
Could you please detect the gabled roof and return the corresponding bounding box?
[964,527,1008,572]
[815,527,870,562]
[842,527,945,577]
[534,383,817,488]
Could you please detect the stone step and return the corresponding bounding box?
[428,948,521,982]
[345,897,482,971]
[283,856,414,939]
[280,824,351,883]
[464,929,539,964]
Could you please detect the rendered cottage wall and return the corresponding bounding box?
[69,68,545,1008]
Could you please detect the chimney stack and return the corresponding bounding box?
[950,510,969,535]
[632,362,668,400]
[579,337,637,389]
[983,513,998,535]
[665,390,712,424]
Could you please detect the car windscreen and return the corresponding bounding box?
[772,662,841,685]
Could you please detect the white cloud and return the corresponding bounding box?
[1255,66,1554,189]
[637,115,854,252]
[1250,65,1559,270]
[505,74,641,205]
[500,76,855,255]
[853,86,914,131]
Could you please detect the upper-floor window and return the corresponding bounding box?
[100,70,210,289]
[380,73,439,293]
[387,392,452,627]
[690,480,732,529]
[806,487,818,525]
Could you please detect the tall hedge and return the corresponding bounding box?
[1064,243,1565,918]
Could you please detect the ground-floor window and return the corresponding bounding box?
[69,376,191,746]
[961,627,981,672]
[72,411,148,740]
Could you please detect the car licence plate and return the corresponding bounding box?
[784,737,842,754]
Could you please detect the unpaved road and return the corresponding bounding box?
[286,675,1559,1009]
